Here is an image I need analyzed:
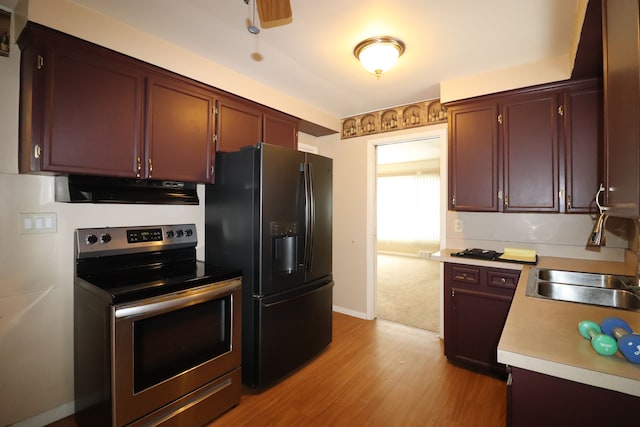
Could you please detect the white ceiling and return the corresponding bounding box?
[3,0,581,119]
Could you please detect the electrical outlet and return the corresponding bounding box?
[20,212,57,234]
[454,219,463,233]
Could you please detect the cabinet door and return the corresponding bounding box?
[39,41,145,177]
[263,111,298,149]
[502,92,559,212]
[216,96,263,152]
[448,288,512,376]
[563,83,603,213]
[448,102,500,211]
[602,0,640,217]
[146,75,215,182]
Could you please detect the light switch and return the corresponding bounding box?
[20,213,57,234]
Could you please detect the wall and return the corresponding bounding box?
[319,122,627,322]
[0,4,323,425]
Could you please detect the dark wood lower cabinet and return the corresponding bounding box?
[444,263,519,378]
[508,367,639,426]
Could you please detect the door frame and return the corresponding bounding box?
[365,124,448,337]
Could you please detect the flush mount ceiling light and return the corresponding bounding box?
[353,36,405,79]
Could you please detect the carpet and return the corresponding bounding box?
[376,254,441,333]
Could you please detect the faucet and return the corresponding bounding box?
[587,212,608,247]
[588,184,608,247]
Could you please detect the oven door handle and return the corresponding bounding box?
[113,278,241,320]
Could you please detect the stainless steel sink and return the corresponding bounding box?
[525,268,640,312]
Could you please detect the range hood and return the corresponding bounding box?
[55,175,199,205]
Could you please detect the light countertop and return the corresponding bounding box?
[433,249,640,397]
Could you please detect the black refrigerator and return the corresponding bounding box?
[205,143,333,388]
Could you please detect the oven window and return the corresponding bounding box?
[133,296,231,393]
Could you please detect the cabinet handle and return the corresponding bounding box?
[136,157,141,178]
[451,289,455,297]
[148,158,153,178]
[558,105,564,116]
[37,55,44,70]
[452,195,456,207]
[504,195,509,207]
[497,114,503,124]
[34,144,41,159]
[567,194,572,210]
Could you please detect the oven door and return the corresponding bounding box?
[111,278,241,426]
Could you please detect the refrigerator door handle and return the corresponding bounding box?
[304,161,315,270]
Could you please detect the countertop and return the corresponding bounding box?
[433,249,640,397]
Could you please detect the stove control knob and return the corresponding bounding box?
[86,234,98,244]
[100,233,112,244]
[166,230,175,239]
[185,228,193,237]
[176,229,184,238]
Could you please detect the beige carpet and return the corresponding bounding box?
[376,254,441,333]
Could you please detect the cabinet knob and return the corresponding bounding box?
[148,158,153,178]
[136,157,141,178]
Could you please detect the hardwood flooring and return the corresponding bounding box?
[49,312,506,427]
[209,312,506,427]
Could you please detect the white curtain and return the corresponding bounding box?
[377,173,440,246]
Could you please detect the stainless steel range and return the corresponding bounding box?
[73,224,242,427]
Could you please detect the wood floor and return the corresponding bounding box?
[209,312,506,426]
[49,312,506,427]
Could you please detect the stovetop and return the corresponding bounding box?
[74,224,241,303]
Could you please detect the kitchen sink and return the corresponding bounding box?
[525,268,640,312]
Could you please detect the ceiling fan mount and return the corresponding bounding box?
[244,0,292,31]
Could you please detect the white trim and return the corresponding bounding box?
[332,305,367,319]
[365,125,448,335]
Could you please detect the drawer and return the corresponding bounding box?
[487,269,520,290]
[451,266,481,285]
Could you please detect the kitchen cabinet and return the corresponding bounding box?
[216,96,299,152]
[18,22,299,184]
[145,75,215,182]
[508,367,640,426]
[447,79,602,213]
[18,22,215,183]
[602,0,640,217]
[263,109,298,149]
[444,263,519,377]
[216,95,263,152]
[18,24,145,177]
[448,102,500,211]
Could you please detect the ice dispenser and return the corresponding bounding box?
[271,221,299,274]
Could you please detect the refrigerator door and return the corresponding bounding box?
[258,144,307,296]
[304,152,333,284]
[252,281,334,388]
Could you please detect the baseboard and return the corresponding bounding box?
[332,305,368,320]
[13,401,75,427]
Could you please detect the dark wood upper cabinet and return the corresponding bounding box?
[447,79,602,213]
[563,82,603,213]
[602,0,640,217]
[502,91,559,212]
[19,26,145,177]
[216,96,263,152]
[18,22,300,184]
[448,102,500,211]
[263,110,298,149]
[146,75,215,182]
[216,97,299,152]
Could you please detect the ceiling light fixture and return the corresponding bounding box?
[353,36,405,79]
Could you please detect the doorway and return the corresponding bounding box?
[370,129,446,334]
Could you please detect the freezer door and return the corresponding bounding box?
[304,152,333,283]
[250,281,333,388]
